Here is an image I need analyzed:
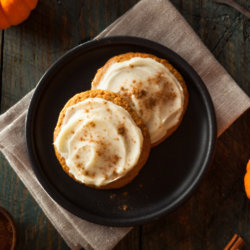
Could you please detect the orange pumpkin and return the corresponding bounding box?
[0,0,38,30]
[244,160,250,198]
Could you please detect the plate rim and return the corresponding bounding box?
[25,36,217,226]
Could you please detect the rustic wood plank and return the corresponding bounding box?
[142,112,250,250]
[0,1,140,250]
[0,2,81,247]
[114,227,140,250]
[142,0,250,249]
[0,30,2,109]
[0,0,249,249]
[171,0,249,93]
[141,111,250,249]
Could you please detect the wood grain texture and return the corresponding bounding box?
[0,30,2,110]
[0,1,139,249]
[0,0,249,249]
[141,0,250,249]
[114,227,140,250]
[141,111,250,250]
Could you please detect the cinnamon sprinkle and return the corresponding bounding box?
[112,169,118,177]
[111,154,120,165]
[117,125,126,135]
[88,121,96,127]
[132,88,147,99]
[96,150,102,156]
[136,109,141,116]
[144,97,157,109]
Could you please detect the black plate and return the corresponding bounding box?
[26,36,217,226]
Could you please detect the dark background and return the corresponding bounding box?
[0,0,249,249]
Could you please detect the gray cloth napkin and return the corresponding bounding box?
[0,0,249,249]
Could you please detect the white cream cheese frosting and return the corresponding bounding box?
[54,98,143,187]
[92,57,185,144]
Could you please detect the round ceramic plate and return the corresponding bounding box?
[26,36,217,226]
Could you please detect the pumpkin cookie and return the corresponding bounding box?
[53,89,151,189]
[92,52,189,147]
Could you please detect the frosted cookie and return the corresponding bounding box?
[92,52,188,146]
[53,90,150,189]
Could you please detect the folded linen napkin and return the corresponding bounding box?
[0,0,249,249]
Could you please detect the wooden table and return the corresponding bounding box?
[0,1,249,249]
